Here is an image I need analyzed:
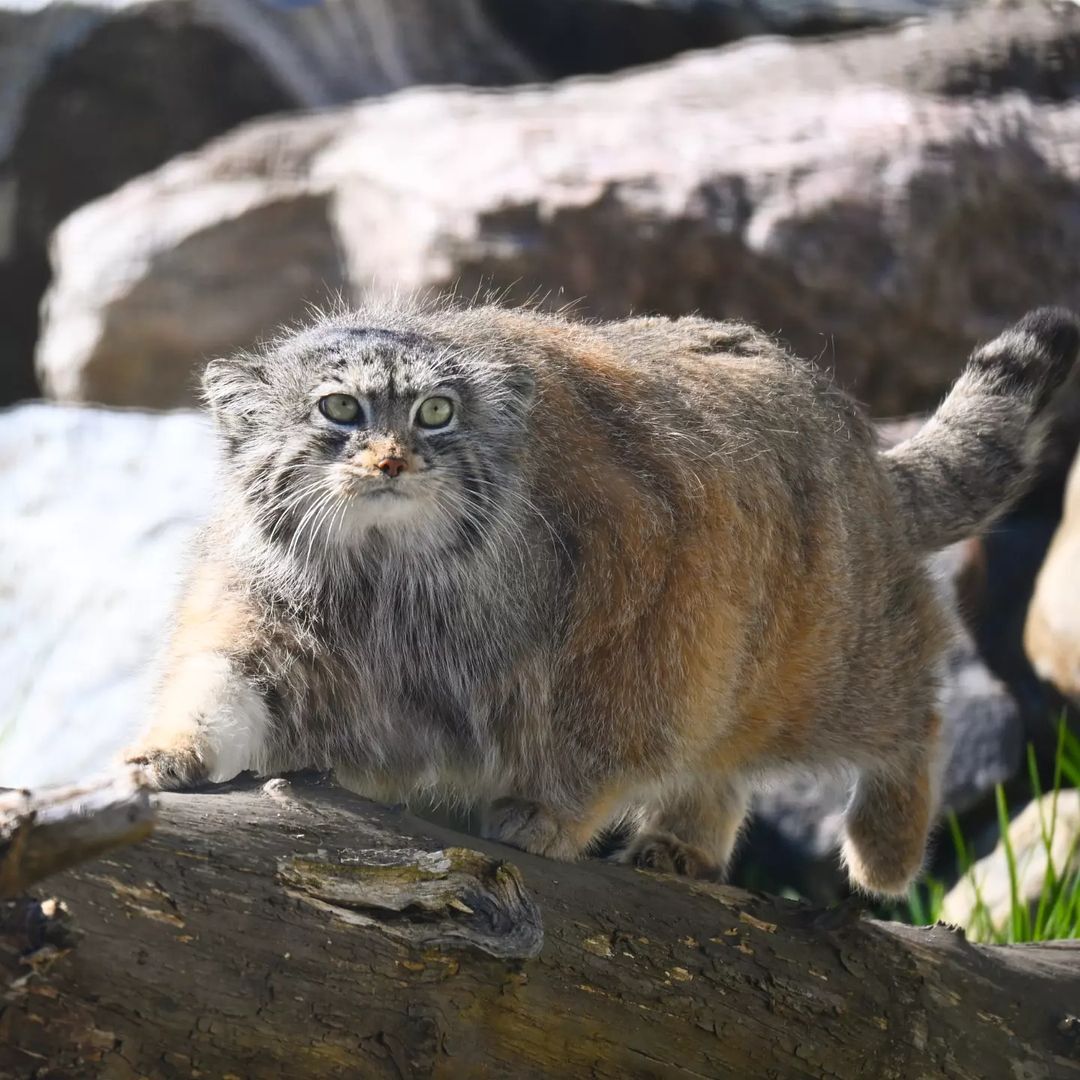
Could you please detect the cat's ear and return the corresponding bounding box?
[201,356,267,438]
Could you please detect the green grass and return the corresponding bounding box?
[907,716,1080,943]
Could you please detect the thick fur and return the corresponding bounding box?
[125,302,1079,897]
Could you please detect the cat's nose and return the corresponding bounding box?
[376,456,408,479]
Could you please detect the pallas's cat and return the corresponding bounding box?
[126,302,1078,895]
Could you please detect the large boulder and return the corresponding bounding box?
[3,0,975,408]
[36,115,354,407]
[36,3,1080,411]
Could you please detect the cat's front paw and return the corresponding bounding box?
[482,797,585,862]
[124,742,209,791]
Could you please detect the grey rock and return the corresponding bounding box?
[0,403,215,788]
[1,1,294,405]
[693,2,1080,103]
[6,0,986,407]
[37,3,1080,412]
[937,619,1027,814]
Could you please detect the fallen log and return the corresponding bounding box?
[0,773,155,898]
[1,773,1078,1078]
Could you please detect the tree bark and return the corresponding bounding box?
[2,774,1079,1079]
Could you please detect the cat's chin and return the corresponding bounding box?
[336,489,431,535]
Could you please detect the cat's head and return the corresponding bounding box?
[203,310,536,560]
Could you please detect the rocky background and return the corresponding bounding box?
[3,0,1080,920]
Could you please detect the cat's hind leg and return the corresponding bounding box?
[842,713,942,897]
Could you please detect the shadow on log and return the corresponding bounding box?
[2,773,1079,1078]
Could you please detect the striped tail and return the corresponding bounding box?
[883,308,1079,553]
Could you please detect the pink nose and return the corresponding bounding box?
[376,456,407,478]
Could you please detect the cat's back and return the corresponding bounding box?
[595,314,871,446]
[460,309,877,492]
[434,305,872,451]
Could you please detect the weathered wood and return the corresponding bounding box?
[1,774,1078,1079]
[0,772,155,898]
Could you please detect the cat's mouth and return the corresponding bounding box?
[333,468,429,529]
[340,470,416,498]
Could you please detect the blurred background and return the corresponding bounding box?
[3,0,1080,935]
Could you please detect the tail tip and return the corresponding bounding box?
[971,306,1080,402]
[1014,306,1080,370]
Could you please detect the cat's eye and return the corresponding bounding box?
[416,396,455,429]
[319,393,362,424]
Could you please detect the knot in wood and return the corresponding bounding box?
[277,846,543,960]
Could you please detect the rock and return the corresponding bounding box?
[1,1,293,406]
[37,3,1080,411]
[961,522,1069,732]
[0,0,546,407]
[940,789,1080,933]
[37,121,353,407]
[1026,450,1080,701]
[5,0,986,409]
[937,611,1029,813]
[736,776,853,903]
[0,403,215,789]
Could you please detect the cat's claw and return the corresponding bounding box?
[124,744,208,791]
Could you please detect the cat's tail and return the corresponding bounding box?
[883,307,1079,554]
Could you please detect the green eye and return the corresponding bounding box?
[417,396,455,429]
[319,393,362,424]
